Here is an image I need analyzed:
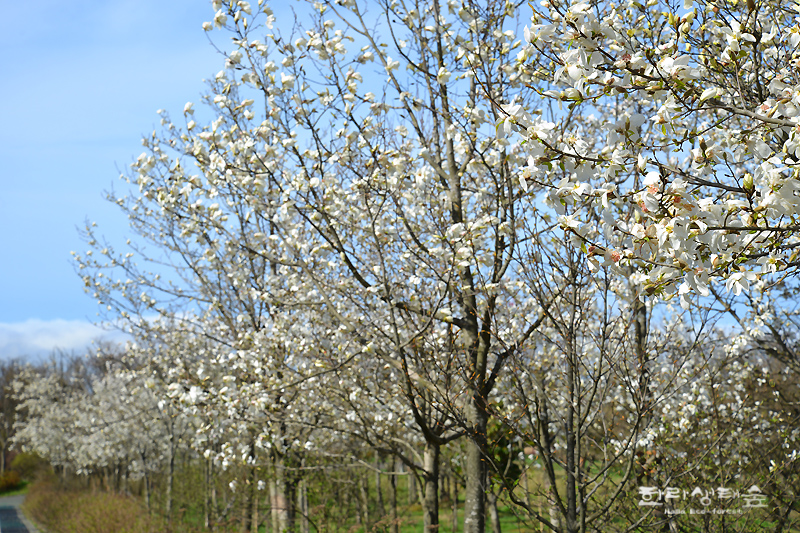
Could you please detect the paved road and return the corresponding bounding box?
[0,495,40,533]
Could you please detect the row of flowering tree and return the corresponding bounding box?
[11,307,800,532]
[19,0,800,532]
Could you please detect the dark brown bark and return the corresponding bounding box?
[389,457,399,533]
[376,454,385,518]
[452,473,459,533]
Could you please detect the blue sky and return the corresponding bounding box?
[0,1,224,360]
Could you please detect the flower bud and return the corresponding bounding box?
[743,173,754,193]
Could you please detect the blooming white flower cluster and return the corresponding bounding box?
[504,0,800,304]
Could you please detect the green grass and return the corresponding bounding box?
[20,462,792,533]
[250,499,532,533]
[391,503,531,533]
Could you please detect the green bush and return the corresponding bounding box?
[0,470,22,493]
[10,452,47,480]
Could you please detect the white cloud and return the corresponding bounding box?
[0,319,129,362]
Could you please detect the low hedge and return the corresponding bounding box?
[0,471,22,493]
[22,480,170,533]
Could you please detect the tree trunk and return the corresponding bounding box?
[359,470,371,531]
[388,457,399,533]
[205,457,211,529]
[120,463,129,495]
[139,451,151,513]
[354,478,363,527]
[299,477,310,533]
[270,478,279,533]
[545,470,560,531]
[463,403,488,533]
[520,461,531,510]
[375,454,385,518]
[452,473,459,533]
[423,442,440,533]
[565,283,589,533]
[633,279,649,413]
[241,466,254,533]
[487,489,501,533]
[166,429,175,523]
[211,459,218,529]
[251,470,259,533]
[408,464,417,506]
[273,454,293,533]
[144,472,151,513]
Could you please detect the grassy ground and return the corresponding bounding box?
[394,504,530,533]
[245,498,532,533]
[19,476,532,533]
[16,479,787,533]
[16,463,787,533]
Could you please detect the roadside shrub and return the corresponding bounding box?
[22,480,207,533]
[10,452,48,480]
[0,470,22,492]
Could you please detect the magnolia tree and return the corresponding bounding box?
[502,0,800,303]
[12,355,189,505]
[469,217,694,532]
[77,0,552,531]
[640,333,800,532]
[188,2,552,532]
[124,315,327,532]
[315,330,464,533]
[703,275,800,530]
[0,360,23,475]
[13,369,77,476]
